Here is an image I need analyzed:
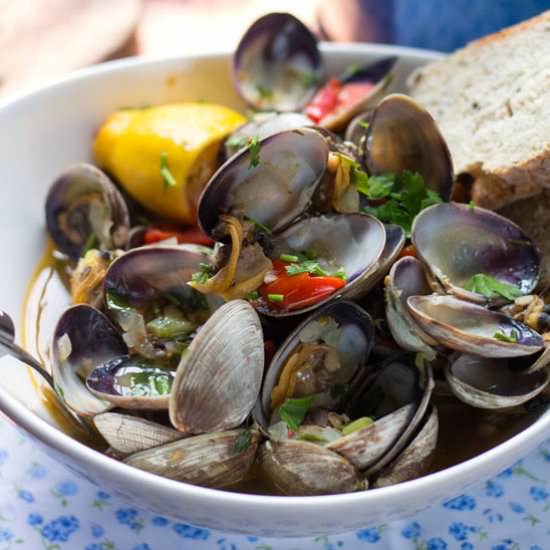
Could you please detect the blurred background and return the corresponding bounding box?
[1,0,547,98]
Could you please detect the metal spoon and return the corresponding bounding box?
[0,308,94,436]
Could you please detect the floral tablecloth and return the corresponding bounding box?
[0,415,549,549]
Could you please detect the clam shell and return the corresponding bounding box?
[373,406,438,488]
[365,94,453,200]
[51,305,127,416]
[93,412,184,454]
[445,354,550,409]
[407,295,544,358]
[198,128,328,236]
[327,403,416,470]
[86,356,175,410]
[169,300,264,433]
[412,203,540,304]
[233,12,321,112]
[264,213,385,317]
[45,163,130,259]
[125,429,260,489]
[256,301,374,429]
[259,440,362,496]
[385,256,438,355]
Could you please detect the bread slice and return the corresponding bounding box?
[408,10,550,210]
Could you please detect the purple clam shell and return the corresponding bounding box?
[45,163,130,259]
[198,129,328,237]
[233,12,321,112]
[412,202,540,295]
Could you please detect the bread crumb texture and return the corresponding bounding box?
[409,10,550,209]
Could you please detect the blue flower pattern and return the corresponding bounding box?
[0,415,548,548]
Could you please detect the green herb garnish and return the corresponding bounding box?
[494,329,520,343]
[127,371,172,397]
[248,216,271,235]
[286,259,329,277]
[301,71,319,88]
[191,262,214,285]
[160,151,177,190]
[468,200,476,211]
[268,293,284,303]
[342,63,361,80]
[255,84,273,99]
[463,273,523,301]
[245,291,259,301]
[234,428,253,453]
[81,233,98,257]
[280,254,299,263]
[225,135,248,149]
[247,135,261,168]
[341,417,374,436]
[105,291,132,314]
[277,396,313,431]
[146,317,194,339]
[296,433,328,443]
[362,170,443,236]
[358,121,370,130]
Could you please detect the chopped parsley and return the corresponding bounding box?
[191,263,214,285]
[248,216,271,235]
[245,291,259,301]
[277,396,313,431]
[247,135,261,168]
[361,170,443,236]
[234,427,253,453]
[463,273,523,301]
[255,84,273,99]
[494,329,520,343]
[301,71,319,88]
[226,135,248,149]
[160,151,177,190]
[341,416,374,436]
[267,293,284,303]
[282,254,348,280]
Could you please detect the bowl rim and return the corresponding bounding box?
[1,41,547,510]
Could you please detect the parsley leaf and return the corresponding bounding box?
[494,329,519,343]
[247,135,261,168]
[226,135,248,149]
[277,396,313,431]
[361,170,443,236]
[463,273,523,301]
[160,151,177,190]
[191,263,214,285]
[234,428,253,452]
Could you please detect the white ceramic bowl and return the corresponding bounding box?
[1,43,549,537]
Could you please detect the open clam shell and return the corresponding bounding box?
[317,57,397,131]
[365,94,453,200]
[169,300,264,434]
[385,256,438,355]
[256,300,375,429]
[125,428,260,489]
[412,203,540,304]
[262,213,386,317]
[224,112,313,159]
[330,354,434,475]
[407,295,544,358]
[93,412,183,455]
[198,128,328,236]
[45,163,130,259]
[233,12,321,112]
[259,439,362,496]
[86,356,175,410]
[445,354,550,409]
[51,305,127,416]
[373,406,438,488]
